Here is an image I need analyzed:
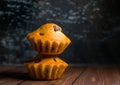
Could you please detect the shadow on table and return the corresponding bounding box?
[0,71,32,80]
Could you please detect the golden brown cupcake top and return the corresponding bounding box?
[26,23,71,43]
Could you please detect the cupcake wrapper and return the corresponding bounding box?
[29,38,70,55]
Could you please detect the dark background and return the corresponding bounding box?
[0,0,120,65]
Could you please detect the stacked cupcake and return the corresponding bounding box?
[24,23,71,80]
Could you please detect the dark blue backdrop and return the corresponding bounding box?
[0,0,120,65]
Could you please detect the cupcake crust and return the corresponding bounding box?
[24,56,68,80]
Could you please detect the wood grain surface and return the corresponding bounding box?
[0,66,120,85]
[73,66,120,85]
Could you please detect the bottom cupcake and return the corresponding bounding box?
[24,56,68,80]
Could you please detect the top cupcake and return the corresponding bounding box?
[26,23,71,55]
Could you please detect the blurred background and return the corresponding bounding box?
[0,0,120,65]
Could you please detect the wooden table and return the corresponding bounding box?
[0,66,120,85]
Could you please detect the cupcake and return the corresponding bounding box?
[26,23,71,55]
[24,55,68,80]
[24,23,71,80]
